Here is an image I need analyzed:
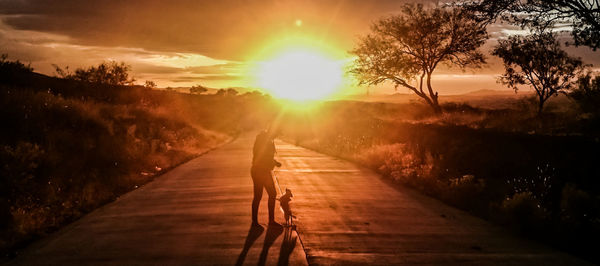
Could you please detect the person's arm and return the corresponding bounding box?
[271,140,281,167]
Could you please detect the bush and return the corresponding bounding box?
[0,54,33,83]
[560,184,598,228]
[54,61,134,85]
[500,192,547,232]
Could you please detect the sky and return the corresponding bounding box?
[1,0,599,95]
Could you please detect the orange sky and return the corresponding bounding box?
[1,0,599,95]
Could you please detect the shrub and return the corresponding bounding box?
[560,184,598,227]
[500,192,547,232]
[569,72,600,116]
[54,61,134,85]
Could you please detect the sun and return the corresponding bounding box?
[247,35,347,102]
[256,50,343,101]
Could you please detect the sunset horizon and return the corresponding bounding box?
[2,0,599,97]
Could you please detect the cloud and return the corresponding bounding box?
[0,0,419,61]
[196,74,244,81]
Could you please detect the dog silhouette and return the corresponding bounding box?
[279,188,296,227]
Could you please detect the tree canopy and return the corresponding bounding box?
[465,0,600,50]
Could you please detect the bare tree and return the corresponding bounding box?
[350,4,487,114]
[464,0,600,50]
[492,31,586,115]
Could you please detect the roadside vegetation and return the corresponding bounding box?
[0,56,276,258]
[280,96,600,262]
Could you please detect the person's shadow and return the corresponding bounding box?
[277,227,297,266]
[258,224,284,266]
[235,224,265,266]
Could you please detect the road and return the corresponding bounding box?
[6,135,590,265]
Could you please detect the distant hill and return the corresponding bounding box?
[460,89,518,96]
[338,88,541,109]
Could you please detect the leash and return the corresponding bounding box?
[272,170,284,196]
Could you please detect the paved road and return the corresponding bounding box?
[6,135,590,265]
[273,140,590,265]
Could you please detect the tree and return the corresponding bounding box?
[0,54,33,78]
[144,80,157,89]
[215,88,238,97]
[226,88,238,96]
[54,61,135,85]
[215,89,226,96]
[350,4,487,114]
[569,71,600,115]
[189,84,208,94]
[465,0,600,50]
[492,32,585,115]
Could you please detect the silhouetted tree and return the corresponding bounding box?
[144,80,157,89]
[215,89,226,96]
[214,88,238,97]
[350,4,487,114]
[54,61,135,85]
[0,54,33,79]
[226,88,238,96]
[464,0,600,50]
[190,84,208,94]
[569,71,600,115]
[492,31,585,115]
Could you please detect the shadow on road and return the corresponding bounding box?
[235,224,265,266]
[258,224,284,266]
[277,227,298,266]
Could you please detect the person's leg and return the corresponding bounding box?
[251,169,263,225]
[264,171,278,225]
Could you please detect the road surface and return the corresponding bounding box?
[5,135,590,265]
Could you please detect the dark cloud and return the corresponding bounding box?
[184,62,243,74]
[196,74,243,81]
[0,0,418,61]
[133,64,187,74]
[169,78,195,83]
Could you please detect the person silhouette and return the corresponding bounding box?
[251,127,282,227]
